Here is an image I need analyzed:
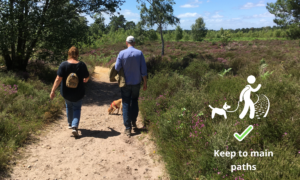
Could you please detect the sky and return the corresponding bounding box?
[83,0,278,30]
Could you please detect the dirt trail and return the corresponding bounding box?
[8,66,168,180]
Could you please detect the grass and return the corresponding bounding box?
[80,39,300,179]
[0,57,95,173]
[138,40,300,179]
[204,37,287,42]
[1,38,300,179]
[0,70,64,171]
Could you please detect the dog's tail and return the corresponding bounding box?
[209,105,214,109]
[226,101,239,112]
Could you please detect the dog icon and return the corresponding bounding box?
[209,102,231,119]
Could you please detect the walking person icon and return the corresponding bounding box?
[239,75,261,119]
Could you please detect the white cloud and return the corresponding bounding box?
[204,12,210,17]
[240,1,265,9]
[212,12,223,18]
[260,19,267,22]
[122,9,139,18]
[252,12,274,18]
[128,19,139,23]
[256,1,265,7]
[181,4,199,8]
[180,0,202,8]
[178,12,201,18]
[207,19,223,23]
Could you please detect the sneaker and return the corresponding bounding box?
[68,125,72,129]
[124,129,131,137]
[72,129,79,137]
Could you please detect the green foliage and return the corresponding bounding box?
[218,68,232,78]
[175,26,183,41]
[147,29,159,41]
[286,24,300,39]
[259,59,274,80]
[191,17,208,41]
[183,31,191,41]
[125,21,136,30]
[275,30,281,37]
[134,22,147,45]
[138,0,180,55]
[0,72,64,170]
[81,39,296,179]
[108,15,127,32]
[90,13,106,36]
[267,0,300,27]
[261,70,274,80]
[0,0,124,71]
[220,31,231,45]
[220,27,224,35]
[139,58,300,179]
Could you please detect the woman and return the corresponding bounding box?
[50,46,89,137]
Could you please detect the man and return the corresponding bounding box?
[115,36,147,137]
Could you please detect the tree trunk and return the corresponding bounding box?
[4,54,28,72]
[159,23,164,56]
[2,52,13,71]
[3,0,50,72]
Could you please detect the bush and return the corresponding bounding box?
[0,72,64,170]
[183,31,190,41]
[140,66,300,179]
[191,17,208,41]
[286,24,300,39]
[275,30,281,37]
[175,26,183,42]
[220,31,231,45]
[147,29,158,41]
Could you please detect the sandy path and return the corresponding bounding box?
[8,67,168,180]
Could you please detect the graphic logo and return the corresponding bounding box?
[208,75,270,141]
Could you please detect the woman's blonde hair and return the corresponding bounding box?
[68,46,79,59]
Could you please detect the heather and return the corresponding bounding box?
[80,39,300,179]
[0,60,95,171]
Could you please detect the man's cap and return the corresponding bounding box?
[126,36,135,43]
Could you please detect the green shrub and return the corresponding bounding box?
[182,60,211,87]
[275,30,281,37]
[147,29,158,41]
[140,68,300,179]
[0,73,64,169]
[220,32,231,45]
[191,17,208,42]
[286,24,300,39]
[175,26,183,42]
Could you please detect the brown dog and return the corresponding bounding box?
[108,99,123,115]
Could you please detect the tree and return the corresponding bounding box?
[137,0,180,55]
[147,29,158,41]
[220,27,224,35]
[125,21,136,30]
[267,0,300,27]
[108,15,127,32]
[133,21,146,44]
[0,0,124,71]
[191,17,207,41]
[90,13,106,36]
[175,25,183,41]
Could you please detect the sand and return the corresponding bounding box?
[7,66,168,180]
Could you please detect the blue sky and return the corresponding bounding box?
[84,0,278,30]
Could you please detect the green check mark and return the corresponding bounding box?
[234,125,253,141]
